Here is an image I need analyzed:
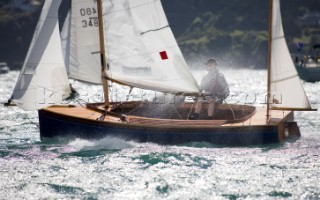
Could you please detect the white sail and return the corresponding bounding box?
[61,11,71,73]
[66,0,102,84]
[102,0,200,94]
[11,0,71,111]
[270,0,312,110]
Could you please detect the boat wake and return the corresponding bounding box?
[67,136,135,151]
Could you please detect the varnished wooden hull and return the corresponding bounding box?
[38,103,299,146]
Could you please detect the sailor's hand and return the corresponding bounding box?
[201,92,211,97]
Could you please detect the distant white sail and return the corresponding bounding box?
[67,0,102,84]
[102,0,200,94]
[11,0,71,111]
[270,0,312,110]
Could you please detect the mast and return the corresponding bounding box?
[266,0,273,118]
[97,0,110,108]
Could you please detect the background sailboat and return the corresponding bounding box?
[8,0,315,145]
[295,44,320,83]
[10,0,71,111]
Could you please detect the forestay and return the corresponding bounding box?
[102,0,200,94]
[270,0,312,110]
[62,0,102,84]
[11,0,71,111]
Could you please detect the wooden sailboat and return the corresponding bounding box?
[9,0,315,145]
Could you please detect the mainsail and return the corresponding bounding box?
[11,0,71,111]
[64,0,102,84]
[102,0,200,94]
[270,0,312,110]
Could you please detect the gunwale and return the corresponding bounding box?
[41,102,293,129]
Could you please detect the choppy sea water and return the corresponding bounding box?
[0,69,319,199]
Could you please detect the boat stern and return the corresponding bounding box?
[269,111,300,142]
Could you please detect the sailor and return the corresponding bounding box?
[190,58,229,120]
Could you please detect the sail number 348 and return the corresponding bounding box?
[80,8,98,28]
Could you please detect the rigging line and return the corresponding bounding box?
[187,100,196,120]
[272,35,285,40]
[172,105,183,120]
[141,25,169,35]
[271,74,299,83]
[223,100,236,120]
[126,103,144,115]
[91,51,101,55]
[76,98,88,109]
